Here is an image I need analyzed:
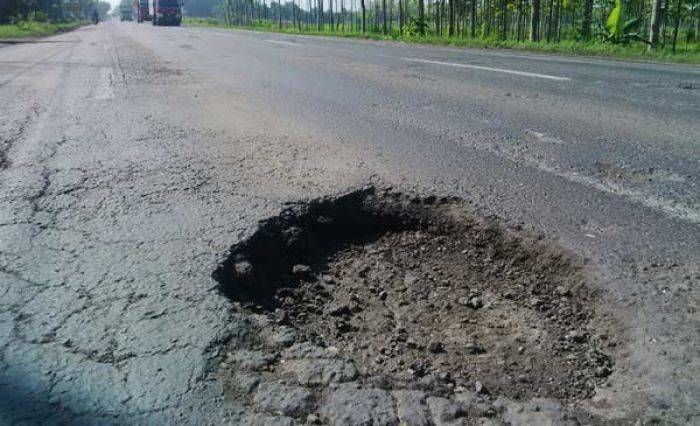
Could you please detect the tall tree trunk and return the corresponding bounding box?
[545,0,554,41]
[360,0,365,32]
[418,0,426,34]
[530,0,540,40]
[649,0,662,47]
[501,0,507,39]
[671,0,682,52]
[470,0,476,37]
[330,0,334,28]
[581,0,592,39]
[319,0,324,29]
[449,0,455,35]
[382,0,387,33]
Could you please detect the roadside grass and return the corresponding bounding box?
[184,17,700,65]
[0,20,86,39]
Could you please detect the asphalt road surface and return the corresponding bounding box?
[0,21,698,424]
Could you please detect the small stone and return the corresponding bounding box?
[529,297,543,308]
[272,327,297,347]
[468,297,483,309]
[323,385,398,425]
[253,383,314,416]
[326,303,352,317]
[379,291,388,301]
[426,397,467,422]
[292,264,312,279]
[306,414,321,424]
[404,273,419,286]
[394,390,431,426]
[427,340,444,354]
[234,261,253,278]
[474,381,490,395]
[358,265,371,277]
[555,286,571,296]
[464,342,486,355]
[566,330,587,343]
[595,366,612,377]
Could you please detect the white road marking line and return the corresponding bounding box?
[266,39,296,46]
[402,57,571,81]
[94,67,114,100]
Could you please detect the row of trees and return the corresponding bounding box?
[0,0,109,24]
[209,0,699,50]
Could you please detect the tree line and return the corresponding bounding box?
[0,0,110,24]
[201,0,698,50]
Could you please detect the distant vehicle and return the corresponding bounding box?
[133,0,151,22]
[152,0,182,26]
[119,3,133,21]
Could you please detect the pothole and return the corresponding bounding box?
[214,186,615,407]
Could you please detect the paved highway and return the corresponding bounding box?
[0,21,698,423]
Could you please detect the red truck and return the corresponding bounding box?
[152,0,182,26]
[133,0,151,22]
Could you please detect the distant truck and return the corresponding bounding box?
[133,0,151,22]
[119,3,133,21]
[152,0,182,26]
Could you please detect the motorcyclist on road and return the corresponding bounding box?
[92,10,99,25]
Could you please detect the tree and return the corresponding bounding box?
[383,0,387,34]
[672,0,683,51]
[360,0,365,32]
[649,0,663,47]
[418,0,426,34]
[531,0,541,41]
[581,0,593,38]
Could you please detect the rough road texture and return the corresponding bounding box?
[0,25,365,423]
[215,188,617,424]
[1,22,698,424]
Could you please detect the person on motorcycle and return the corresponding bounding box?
[92,10,99,24]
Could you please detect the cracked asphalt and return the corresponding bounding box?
[0,21,698,424]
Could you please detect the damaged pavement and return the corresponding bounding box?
[1,22,699,425]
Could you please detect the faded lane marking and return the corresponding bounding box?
[402,57,572,81]
[266,39,297,46]
[94,67,114,100]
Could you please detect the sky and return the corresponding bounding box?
[107,0,121,11]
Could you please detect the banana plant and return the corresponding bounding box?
[599,0,650,44]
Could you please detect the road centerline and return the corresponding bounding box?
[402,57,572,81]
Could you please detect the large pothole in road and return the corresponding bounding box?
[214,186,615,403]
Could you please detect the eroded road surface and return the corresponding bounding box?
[0,21,698,424]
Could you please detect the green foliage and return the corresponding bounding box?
[183,16,700,63]
[600,0,646,44]
[604,0,623,35]
[0,20,85,38]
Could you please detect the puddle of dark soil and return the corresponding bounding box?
[214,186,615,401]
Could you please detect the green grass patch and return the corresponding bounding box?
[0,20,86,39]
[183,17,700,64]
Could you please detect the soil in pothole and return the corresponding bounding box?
[214,186,616,402]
